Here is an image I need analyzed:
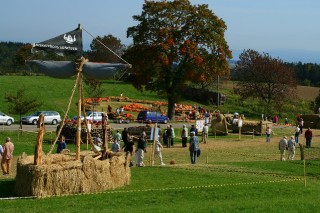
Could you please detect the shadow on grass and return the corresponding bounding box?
[0,179,16,198]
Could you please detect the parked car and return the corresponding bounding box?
[0,112,14,126]
[73,111,107,122]
[137,111,169,124]
[21,111,61,125]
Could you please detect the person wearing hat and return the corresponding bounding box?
[287,136,296,160]
[181,124,188,147]
[189,131,199,164]
[279,136,288,161]
[1,137,14,175]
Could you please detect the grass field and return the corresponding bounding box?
[0,76,317,123]
[0,76,319,212]
[0,126,319,212]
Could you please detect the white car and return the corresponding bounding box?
[73,111,107,122]
[0,112,14,126]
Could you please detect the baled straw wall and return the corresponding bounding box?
[14,152,131,197]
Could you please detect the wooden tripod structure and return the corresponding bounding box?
[46,57,101,160]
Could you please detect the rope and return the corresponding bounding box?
[82,27,131,66]
[80,82,99,153]
[47,71,81,154]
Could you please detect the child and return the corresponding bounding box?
[111,140,120,153]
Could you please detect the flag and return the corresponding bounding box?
[32,26,82,56]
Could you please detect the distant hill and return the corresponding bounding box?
[231,48,320,64]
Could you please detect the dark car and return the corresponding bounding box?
[137,111,169,124]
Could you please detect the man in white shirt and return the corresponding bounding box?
[202,123,209,144]
[279,136,288,161]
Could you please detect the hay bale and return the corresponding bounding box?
[14,151,131,197]
[211,114,228,135]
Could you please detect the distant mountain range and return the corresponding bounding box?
[230,49,320,64]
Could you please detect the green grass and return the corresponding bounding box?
[0,126,319,212]
[0,76,314,124]
[0,76,165,121]
[0,76,319,212]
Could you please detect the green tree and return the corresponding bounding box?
[5,88,42,124]
[313,89,320,113]
[87,35,126,63]
[124,0,232,119]
[234,49,297,114]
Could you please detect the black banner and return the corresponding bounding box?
[33,26,82,56]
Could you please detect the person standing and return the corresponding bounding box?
[136,131,147,167]
[108,105,112,113]
[113,130,122,146]
[266,126,272,142]
[204,111,210,125]
[170,124,175,146]
[304,127,313,148]
[190,124,198,136]
[189,131,199,164]
[154,130,165,166]
[124,135,135,167]
[165,125,172,148]
[122,128,129,149]
[1,137,14,175]
[181,124,188,147]
[202,123,209,144]
[56,135,67,154]
[287,136,296,160]
[279,136,288,161]
[294,125,300,143]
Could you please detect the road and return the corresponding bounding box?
[0,122,194,133]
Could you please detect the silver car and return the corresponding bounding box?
[21,111,61,125]
[0,112,14,126]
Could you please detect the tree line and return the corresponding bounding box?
[2,41,320,86]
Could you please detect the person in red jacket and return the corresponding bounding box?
[304,127,313,148]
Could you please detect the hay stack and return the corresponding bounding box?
[229,120,272,135]
[211,113,228,135]
[14,151,131,197]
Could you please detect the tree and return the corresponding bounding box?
[5,88,42,124]
[87,35,126,63]
[312,89,320,113]
[234,49,297,114]
[124,0,232,119]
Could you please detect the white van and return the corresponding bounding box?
[21,111,61,125]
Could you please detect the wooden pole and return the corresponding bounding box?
[102,112,108,159]
[75,57,87,160]
[34,114,45,165]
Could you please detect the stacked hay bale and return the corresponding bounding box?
[14,151,131,197]
[229,120,272,135]
[211,113,228,135]
[128,126,152,137]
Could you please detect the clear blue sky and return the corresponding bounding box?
[1,0,320,63]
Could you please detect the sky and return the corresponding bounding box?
[1,0,320,63]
